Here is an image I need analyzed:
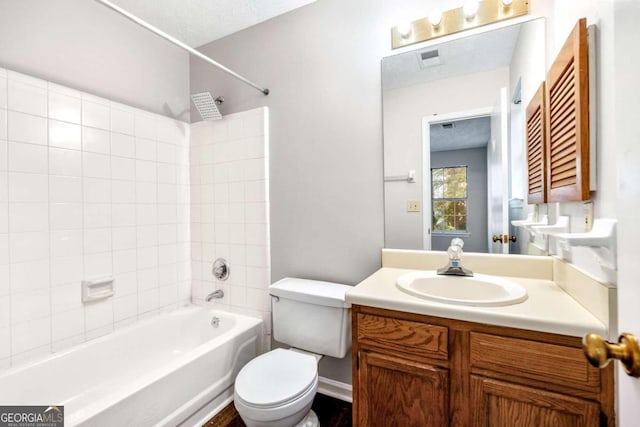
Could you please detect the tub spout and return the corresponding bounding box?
[206,289,224,301]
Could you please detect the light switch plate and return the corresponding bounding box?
[407,200,421,212]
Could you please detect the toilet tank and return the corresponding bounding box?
[270,278,352,358]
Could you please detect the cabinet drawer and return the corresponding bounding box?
[356,313,448,360]
[470,332,600,391]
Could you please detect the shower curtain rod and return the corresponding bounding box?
[94,0,270,96]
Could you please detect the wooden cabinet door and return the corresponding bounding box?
[471,376,601,427]
[356,351,449,427]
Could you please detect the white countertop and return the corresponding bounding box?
[346,267,607,337]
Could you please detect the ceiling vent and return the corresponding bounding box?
[441,123,455,129]
[417,49,442,69]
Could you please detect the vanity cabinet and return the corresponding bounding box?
[352,305,614,427]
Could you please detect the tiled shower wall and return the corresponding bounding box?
[190,108,271,338]
[0,68,191,369]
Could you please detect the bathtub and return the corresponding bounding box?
[0,306,263,427]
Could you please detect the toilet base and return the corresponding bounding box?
[294,409,319,427]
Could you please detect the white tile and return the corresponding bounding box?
[112,204,136,227]
[0,75,6,110]
[229,182,245,203]
[113,226,136,250]
[111,157,135,181]
[83,178,111,203]
[84,203,111,228]
[245,202,267,223]
[83,228,112,254]
[246,288,270,311]
[137,225,158,248]
[50,175,82,203]
[111,107,134,135]
[83,152,110,178]
[52,309,84,342]
[157,117,187,145]
[82,100,110,130]
[158,224,177,245]
[138,288,159,314]
[0,110,7,141]
[138,268,159,291]
[12,317,50,354]
[157,163,176,184]
[246,266,270,289]
[10,259,49,292]
[246,245,268,267]
[9,231,49,263]
[229,245,247,267]
[229,224,245,244]
[137,246,158,270]
[244,158,266,180]
[158,203,177,225]
[50,229,83,258]
[83,252,112,277]
[158,183,177,204]
[49,120,81,150]
[11,288,50,324]
[50,203,82,230]
[52,283,84,314]
[213,183,229,203]
[0,235,7,267]
[135,113,156,140]
[246,136,265,158]
[52,334,85,354]
[135,138,156,161]
[7,79,47,117]
[229,203,245,224]
[135,160,157,182]
[9,203,48,232]
[82,127,110,154]
[136,182,157,203]
[111,180,135,203]
[136,204,158,226]
[49,147,81,176]
[8,141,47,173]
[230,285,247,308]
[159,283,178,307]
[0,329,9,360]
[176,165,190,185]
[157,143,176,164]
[114,294,137,321]
[7,71,46,88]
[49,91,81,124]
[85,300,113,331]
[0,295,8,329]
[113,249,136,274]
[245,180,266,202]
[47,82,80,97]
[246,223,267,245]
[113,271,137,296]
[228,161,244,182]
[50,256,82,287]
[111,133,135,158]
[8,111,47,145]
[86,324,113,341]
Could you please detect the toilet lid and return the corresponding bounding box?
[235,348,318,408]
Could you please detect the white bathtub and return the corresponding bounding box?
[0,306,263,427]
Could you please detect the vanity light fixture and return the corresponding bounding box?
[463,0,480,20]
[390,0,528,49]
[397,21,413,38]
[428,8,443,28]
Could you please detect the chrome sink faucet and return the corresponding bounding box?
[437,238,474,277]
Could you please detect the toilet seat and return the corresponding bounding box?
[235,348,318,409]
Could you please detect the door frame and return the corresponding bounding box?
[421,107,493,250]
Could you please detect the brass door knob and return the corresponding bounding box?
[583,332,640,377]
[492,234,517,244]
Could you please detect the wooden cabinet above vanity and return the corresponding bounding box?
[352,305,614,427]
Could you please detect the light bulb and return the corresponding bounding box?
[428,8,443,27]
[502,0,513,5]
[463,0,480,19]
[397,21,412,38]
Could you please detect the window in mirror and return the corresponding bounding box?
[432,166,468,232]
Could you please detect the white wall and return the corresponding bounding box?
[0,68,191,370]
[190,108,271,346]
[0,0,190,121]
[384,68,509,249]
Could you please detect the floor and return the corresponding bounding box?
[203,394,352,427]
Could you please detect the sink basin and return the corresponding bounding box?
[396,271,528,307]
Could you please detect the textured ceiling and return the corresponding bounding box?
[430,116,491,153]
[382,24,521,91]
[109,0,316,47]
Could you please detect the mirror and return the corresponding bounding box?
[382,18,546,254]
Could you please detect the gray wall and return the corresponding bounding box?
[431,147,488,253]
[0,0,190,120]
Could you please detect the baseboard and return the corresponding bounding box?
[317,376,353,403]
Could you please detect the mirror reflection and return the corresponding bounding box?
[382,18,546,254]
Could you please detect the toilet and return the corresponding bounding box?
[234,278,352,427]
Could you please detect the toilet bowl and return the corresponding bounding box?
[234,349,319,427]
[233,278,352,427]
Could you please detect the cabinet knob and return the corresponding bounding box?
[583,332,640,377]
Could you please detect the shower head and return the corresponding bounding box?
[191,92,224,121]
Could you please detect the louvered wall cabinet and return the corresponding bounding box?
[525,18,591,203]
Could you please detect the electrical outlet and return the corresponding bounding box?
[583,201,593,231]
[407,200,421,212]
